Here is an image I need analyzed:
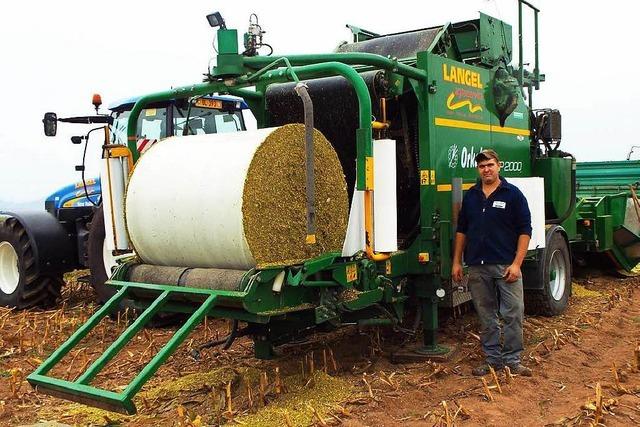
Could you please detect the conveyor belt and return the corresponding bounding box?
[336,26,443,59]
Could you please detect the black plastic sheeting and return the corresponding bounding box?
[265,70,388,198]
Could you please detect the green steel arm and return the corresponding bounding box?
[126,61,374,190]
[243,53,428,81]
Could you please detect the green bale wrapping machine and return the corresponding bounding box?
[28,2,640,414]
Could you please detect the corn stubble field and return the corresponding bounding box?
[1,269,640,427]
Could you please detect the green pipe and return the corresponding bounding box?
[127,61,373,189]
[228,87,263,101]
[243,53,428,82]
[518,0,524,86]
[534,10,540,90]
[244,56,300,83]
[27,374,134,414]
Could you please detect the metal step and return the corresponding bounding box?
[27,283,225,415]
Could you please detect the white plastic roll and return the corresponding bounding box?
[100,157,129,252]
[125,128,277,269]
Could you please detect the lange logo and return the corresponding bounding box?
[447,145,459,168]
[442,63,483,89]
[446,92,483,113]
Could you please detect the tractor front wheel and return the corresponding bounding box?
[87,206,120,303]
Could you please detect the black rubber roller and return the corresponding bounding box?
[123,265,251,305]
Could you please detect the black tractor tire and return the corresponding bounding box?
[524,231,572,316]
[0,217,62,309]
[87,206,118,303]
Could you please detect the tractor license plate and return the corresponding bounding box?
[195,98,223,109]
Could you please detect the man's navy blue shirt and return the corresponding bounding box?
[456,177,532,266]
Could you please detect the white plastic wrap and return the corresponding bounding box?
[125,128,277,269]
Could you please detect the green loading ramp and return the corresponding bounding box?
[27,282,245,414]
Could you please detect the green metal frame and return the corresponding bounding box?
[27,284,241,414]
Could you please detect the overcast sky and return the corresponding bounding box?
[0,0,636,203]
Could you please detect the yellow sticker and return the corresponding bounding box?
[420,170,430,186]
[365,157,374,190]
[195,98,223,109]
[430,170,436,184]
[385,260,392,275]
[346,264,358,282]
[145,108,157,117]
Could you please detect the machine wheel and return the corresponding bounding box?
[0,217,62,309]
[524,231,572,316]
[87,206,120,303]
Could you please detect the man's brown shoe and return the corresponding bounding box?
[472,363,503,376]
[506,363,532,377]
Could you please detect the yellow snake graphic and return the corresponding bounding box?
[446,93,483,113]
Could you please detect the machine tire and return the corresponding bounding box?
[0,217,62,309]
[87,206,119,303]
[524,231,572,316]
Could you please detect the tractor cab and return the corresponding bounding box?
[43,94,250,213]
[108,94,249,148]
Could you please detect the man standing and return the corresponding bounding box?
[452,149,532,376]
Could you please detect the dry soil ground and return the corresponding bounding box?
[1,269,640,426]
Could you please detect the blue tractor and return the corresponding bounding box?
[0,94,249,308]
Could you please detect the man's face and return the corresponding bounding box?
[477,158,500,185]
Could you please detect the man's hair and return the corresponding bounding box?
[475,149,500,164]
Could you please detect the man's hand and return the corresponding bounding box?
[503,263,522,283]
[452,262,464,283]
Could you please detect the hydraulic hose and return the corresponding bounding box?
[294,83,316,244]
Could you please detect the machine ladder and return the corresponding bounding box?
[27,283,231,414]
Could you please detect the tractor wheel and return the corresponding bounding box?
[87,206,120,303]
[0,217,62,309]
[524,231,572,316]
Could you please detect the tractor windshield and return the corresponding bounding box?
[110,107,168,145]
[109,101,245,145]
[173,106,244,135]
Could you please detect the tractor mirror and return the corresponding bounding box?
[43,112,57,136]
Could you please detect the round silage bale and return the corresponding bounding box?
[125,124,348,269]
[243,124,349,266]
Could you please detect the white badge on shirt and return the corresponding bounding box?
[492,201,506,209]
